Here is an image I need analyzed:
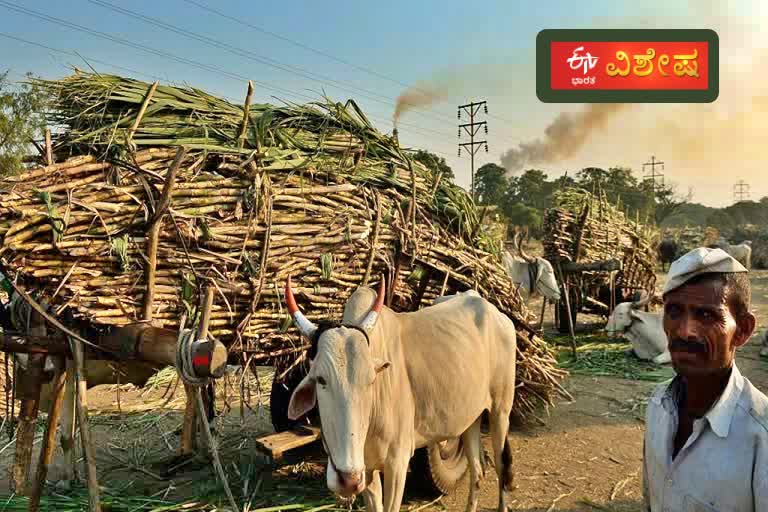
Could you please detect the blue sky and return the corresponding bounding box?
[1,0,763,206]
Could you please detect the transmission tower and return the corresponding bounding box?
[458,101,488,201]
[733,180,750,202]
[642,155,665,194]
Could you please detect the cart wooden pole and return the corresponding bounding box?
[69,337,102,512]
[10,353,45,496]
[29,359,67,512]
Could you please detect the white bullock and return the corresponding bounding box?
[501,234,561,302]
[285,277,518,512]
[727,242,752,270]
[605,296,671,365]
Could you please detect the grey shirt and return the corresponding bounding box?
[643,364,768,512]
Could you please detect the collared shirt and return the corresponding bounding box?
[643,364,768,512]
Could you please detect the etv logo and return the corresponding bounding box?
[566,46,597,85]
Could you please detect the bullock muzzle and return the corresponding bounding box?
[332,468,365,497]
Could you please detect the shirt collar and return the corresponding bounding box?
[704,363,745,438]
[652,364,744,438]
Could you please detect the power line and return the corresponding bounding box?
[87,0,455,127]
[181,0,417,92]
[0,31,455,160]
[0,3,454,145]
[179,0,463,126]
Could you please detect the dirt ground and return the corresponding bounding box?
[1,268,767,511]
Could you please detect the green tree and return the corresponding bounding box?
[706,210,736,231]
[0,71,49,176]
[652,182,691,225]
[507,169,553,210]
[474,163,508,206]
[412,149,455,181]
[503,203,542,234]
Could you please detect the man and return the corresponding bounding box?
[643,247,768,512]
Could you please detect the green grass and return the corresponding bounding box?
[551,334,675,383]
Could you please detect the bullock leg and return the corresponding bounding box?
[382,451,409,512]
[461,417,483,512]
[489,408,514,512]
[362,470,383,512]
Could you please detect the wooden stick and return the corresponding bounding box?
[69,337,102,512]
[44,128,53,166]
[126,81,158,143]
[29,359,67,512]
[10,353,45,496]
[238,81,254,147]
[562,281,577,358]
[143,147,186,321]
[60,360,78,483]
[362,189,381,286]
[538,298,547,333]
[180,383,197,456]
[198,286,215,340]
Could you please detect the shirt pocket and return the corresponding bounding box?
[684,495,721,512]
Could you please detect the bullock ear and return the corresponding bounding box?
[373,358,391,375]
[287,374,317,420]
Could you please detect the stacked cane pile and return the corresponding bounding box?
[543,188,658,293]
[0,72,567,421]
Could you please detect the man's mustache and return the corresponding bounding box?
[669,338,708,354]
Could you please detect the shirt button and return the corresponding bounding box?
[667,478,673,486]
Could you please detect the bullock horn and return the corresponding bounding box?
[517,235,535,263]
[360,276,386,332]
[285,276,318,339]
[631,292,653,310]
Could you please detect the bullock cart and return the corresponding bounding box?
[542,188,658,334]
[0,72,567,503]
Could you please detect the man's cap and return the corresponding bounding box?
[663,247,747,296]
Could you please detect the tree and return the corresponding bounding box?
[0,71,49,176]
[474,163,508,206]
[412,149,455,181]
[652,182,691,225]
[507,169,553,211]
[503,203,542,235]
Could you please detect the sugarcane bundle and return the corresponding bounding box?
[663,226,721,256]
[542,187,658,294]
[0,72,566,421]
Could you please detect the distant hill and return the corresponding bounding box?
[660,203,717,228]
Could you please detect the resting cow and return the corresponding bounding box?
[605,296,671,365]
[285,277,518,512]
[501,233,561,303]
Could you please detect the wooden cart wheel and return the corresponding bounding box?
[410,438,468,495]
[268,366,313,433]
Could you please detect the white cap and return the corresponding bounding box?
[663,247,747,296]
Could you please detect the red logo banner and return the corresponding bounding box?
[550,41,709,91]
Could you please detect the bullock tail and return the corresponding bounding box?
[500,437,514,492]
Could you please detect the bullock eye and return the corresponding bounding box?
[316,376,327,387]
